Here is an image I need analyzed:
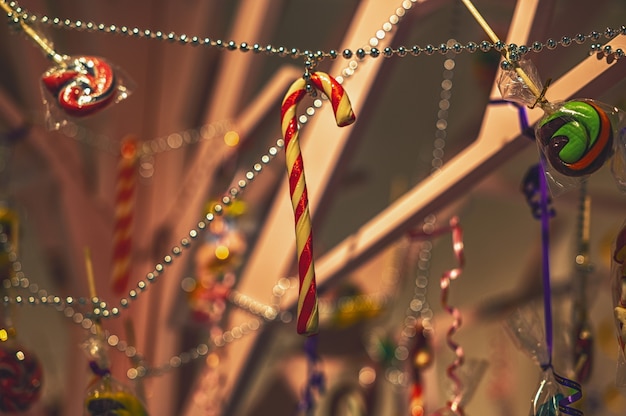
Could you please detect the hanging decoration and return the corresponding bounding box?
[429,216,468,416]
[111,136,139,296]
[280,70,355,336]
[0,1,132,130]
[515,163,583,415]
[82,249,148,416]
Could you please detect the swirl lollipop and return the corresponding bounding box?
[41,55,120,117]
[0,344,43,412]
[0,2,131,128]
[537,100,615,177]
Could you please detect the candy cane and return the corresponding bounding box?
[111,136,138,295]
[280,71,355,335]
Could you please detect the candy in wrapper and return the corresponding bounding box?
[530,371,564,416]
[535,99,619,194]
[41,55,133,130]
[498,59,624,195]
[82,336,148,415]
[85,376,148,416]
[504,308,573,416]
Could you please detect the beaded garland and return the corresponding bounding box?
[3,0,626,66]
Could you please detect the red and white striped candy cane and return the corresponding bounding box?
[111,136,138,295]
[280,71,355,335]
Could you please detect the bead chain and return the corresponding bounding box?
[0,134,285,320]
[58,117,235,156]
[3,1,625,65]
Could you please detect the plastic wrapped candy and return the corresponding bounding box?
[498,59,625,195]
[498,59,545,108]
[504,308,573,416]
[85,376,148,416]
[82,336,148,416]
[611,221,626,387]
[41,55,133,130]
[0,342,43,412]
[536,99,621,192]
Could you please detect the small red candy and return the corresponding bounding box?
[42,56,117,117]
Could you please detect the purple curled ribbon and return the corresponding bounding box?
[522,164,556,220]
[553,370,583,416]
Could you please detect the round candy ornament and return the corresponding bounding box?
[41,55,133,129]
[498,59,624,194]
[536,99,617,177]
[0,344,43,412]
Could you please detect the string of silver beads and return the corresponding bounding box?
[5,2,625,63]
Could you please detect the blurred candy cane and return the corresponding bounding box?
[111,136,138,295]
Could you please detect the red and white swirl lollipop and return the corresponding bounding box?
[42,55,119,117]
[281,71,355,335]
[0,2,130,121]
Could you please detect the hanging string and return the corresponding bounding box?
[537,163,583,416]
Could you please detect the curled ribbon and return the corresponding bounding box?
[553,371,583,416]
[440,217,465,414]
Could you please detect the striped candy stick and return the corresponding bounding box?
[111,136,138,295]
[280,71,355,335]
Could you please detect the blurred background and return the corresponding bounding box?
[0,0,626,414]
